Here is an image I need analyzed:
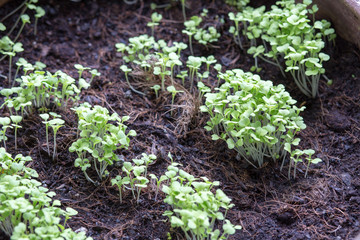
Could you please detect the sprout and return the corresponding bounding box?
[166,86,184,116]
[10,115,22,150]
[151,84,161,98]
[48,117,65,161]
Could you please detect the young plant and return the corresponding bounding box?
[162,165,241,239]
[233,0,336,98]
[147,12,162,37]
[186,56,202,90]
[10,115,22,150]
[48,117,65,161]
[120,65,145,96]
[149,174,168,201]
[182,16,202,55]
[33,6,45,35]
[200,69,318,173]
[70,103,136,184]
[151,84,161,98]
[111,175,130,204]
[176,70,188,86]
[0,117,11,150]
[0,148,91,239]
[153,53,171,91]
[166,85,184,116]
[39,113,50,155]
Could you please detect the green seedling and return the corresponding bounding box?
[176,70,188,86]
[180,0,187,21]
[151,84,161,98]
[0,117,11,150]
[111,175,130,204]
[233,0,335,98]
[200,69,316,174]
[14,14,30,43]
[226,0,249,10]
[147,12,162,37]
[70,104,136,184]
[34,6,45,35]
[48,118,64,161]
[153,53,171,91]
[162,165,241,239]
[10,115,22,150]
[74,64,90,80]
[39,113,50,155]
[149,174,168,201]
[173,42,188,56]
[182,16,201,55]
[166,86,184,116]
[186,56,202,90]
[120,65,145,96]
[89,69,101,84]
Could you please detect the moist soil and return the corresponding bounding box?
[0,0,359,239]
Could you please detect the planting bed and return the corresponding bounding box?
[0,0,359,239]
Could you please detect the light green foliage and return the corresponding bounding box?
[183,15,220,55]
[229,0,336,98]
[225,0,249,11]
[0,148,91,239]
[48,116,65,161]
[10,115,22,150]
[162,164,241,239]
[0,64,96,115]
[0,117,12,150]
[200,69,319,173]
[69,103,136,184]
[0,0,46,83]
[115,35,188,93]
[112,153,156,203]
[147,12,163,37]
[167,86,184,115]
[151,84,161,98]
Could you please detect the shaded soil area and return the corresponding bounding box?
[0,0,359,239]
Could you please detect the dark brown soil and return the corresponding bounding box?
[0,0,359,239]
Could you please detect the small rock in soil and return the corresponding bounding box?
[340,172,352,186]
[51,43,75,60]
[125,90,133,99]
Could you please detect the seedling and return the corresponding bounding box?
[111,175,130,203]
[176,70,188,86]
[166,86,184,116]
[34,6,45,35]
[70,104,136,184]
[10,115,22,150]
[232,0,336,98]
[186,56,202,90]
[153,53,171,91]
[0,117,11,150]
[89,69,101,84]
[162,166,241,239]
[39,113,50,155]
[147,12,162,37]
[182,16,201,55]
[200,69,316,173]
[120,65,145,95]
[151,84,161,98]
[149,174,168,201]
[48,117,64,161]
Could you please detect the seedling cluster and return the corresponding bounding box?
[0,148,92,239]
[228,0,336,98]
[0,0,342,238]
[69,103,136,184]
